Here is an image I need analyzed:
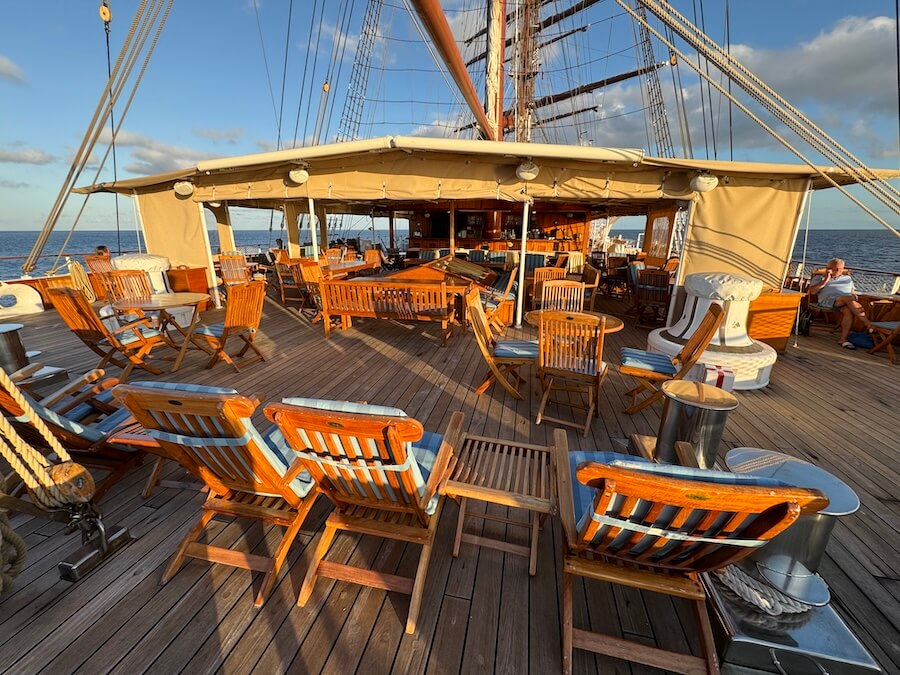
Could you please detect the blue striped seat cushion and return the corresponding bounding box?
[128,381,313,498]
[620,347,677,375]
[873,321,900,330]
[636,285,668,292]
[66,388,117,422]
[569,451,788,547]
[494,340,539,359]
[280,397,443,514]
[100,326,161,347]
[194,323,226,338]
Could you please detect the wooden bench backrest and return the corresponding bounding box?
[322,280,450,318]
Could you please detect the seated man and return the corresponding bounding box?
[808,258,873,349]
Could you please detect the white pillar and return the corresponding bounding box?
[515,200,531,327]
[308,196,319,262]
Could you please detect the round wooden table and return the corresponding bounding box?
[523,309,624,333]
[113,292,211,372]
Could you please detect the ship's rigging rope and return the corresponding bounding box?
[24,0,173,275]
[45,0,173,275]
[102,2,123,255]
[616,0,900,235]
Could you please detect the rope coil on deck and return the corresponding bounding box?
[714,564,812,616]
[0,476,27,594]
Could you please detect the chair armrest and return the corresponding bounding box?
[107,427,159,449]
[10,363,44,382]
[421,411,465,510]
[111,317,154,335]
[38,369,106,409]
[674,441,701,468]
[552,428,577,547]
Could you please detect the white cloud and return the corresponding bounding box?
[193,127,243,143]
[0,148,54,164]
[0,55,24,85]
[0,179,29,188]
[97,129,217,174]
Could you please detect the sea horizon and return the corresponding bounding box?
[0,228,897,280]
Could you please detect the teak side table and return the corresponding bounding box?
[441,430,564,575]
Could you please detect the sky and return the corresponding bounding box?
[0,0,898,236]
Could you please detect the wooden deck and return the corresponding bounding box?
[1,295,898,674]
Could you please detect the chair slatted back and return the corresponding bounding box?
[581,264,600,291]
[554,252,570,269]
[84,254,114,275]
[219,252,251,286]
[224,281,266,332]
[532,267,566,307]
[49,286,116,346]
[364,249,382,269]
[265,403,430,522]
[113,384,304,506]
[100,270,154,303]
[540,280,585,313]
[635,269,671,304]
[325,248,343,265]
[539,311,605,380]
[673,304,725,377]
[465,287,498,360]
[573,462,828,573]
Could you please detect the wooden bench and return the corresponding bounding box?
[321,279,455,345]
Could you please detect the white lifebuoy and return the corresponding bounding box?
[0,283,44,316]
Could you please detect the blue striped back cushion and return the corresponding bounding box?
[569,451,786,555]
[620,347,677,375]
[128,381,312,498]
[468,250,486,263]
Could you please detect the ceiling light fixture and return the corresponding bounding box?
[690,173,718,192]
[287,166,310,185]
[515,160,540,182]
[173,180,194,197]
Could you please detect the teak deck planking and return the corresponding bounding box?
[1,293,898,674]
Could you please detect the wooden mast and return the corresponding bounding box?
[485,0,506,140]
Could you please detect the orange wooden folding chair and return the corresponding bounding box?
[193,280,266,371]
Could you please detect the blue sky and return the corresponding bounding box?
[0,0,897,234]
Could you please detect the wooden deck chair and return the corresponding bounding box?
[555,449,829,675]
[479,265,518,332]
[633,268,671,327]
[48,287,170,381]
[363,248,384,274]
[218,251,252,289]
[97,269,155,325]
[84,254,114,276]
[111,381,318,606]
[0,367,143,501]
[530,266,567,309]
[619,303,725,414]
[540,280,585,313]
[577,263,601,311]
[868,320,899,364]
[264,398,464,634]
[536,311,608,436]
[274,260,307,308]
[192,281,266,372]
[465,287,538,400]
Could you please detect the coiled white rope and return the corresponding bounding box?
[715,564,811,616]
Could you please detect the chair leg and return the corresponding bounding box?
[142,457,166,498]
[562,571,573,675]
[162,509,216,584]
[255,496,316,607]
[528,511,540,576]
[452,496,468,558]
[536,377,554,425]
[692,597,721,674]
[406,499,442,634]
[298,522,338,607]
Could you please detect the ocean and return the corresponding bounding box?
[0,228,897,281]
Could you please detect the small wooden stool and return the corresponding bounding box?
[442,432,562,575]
